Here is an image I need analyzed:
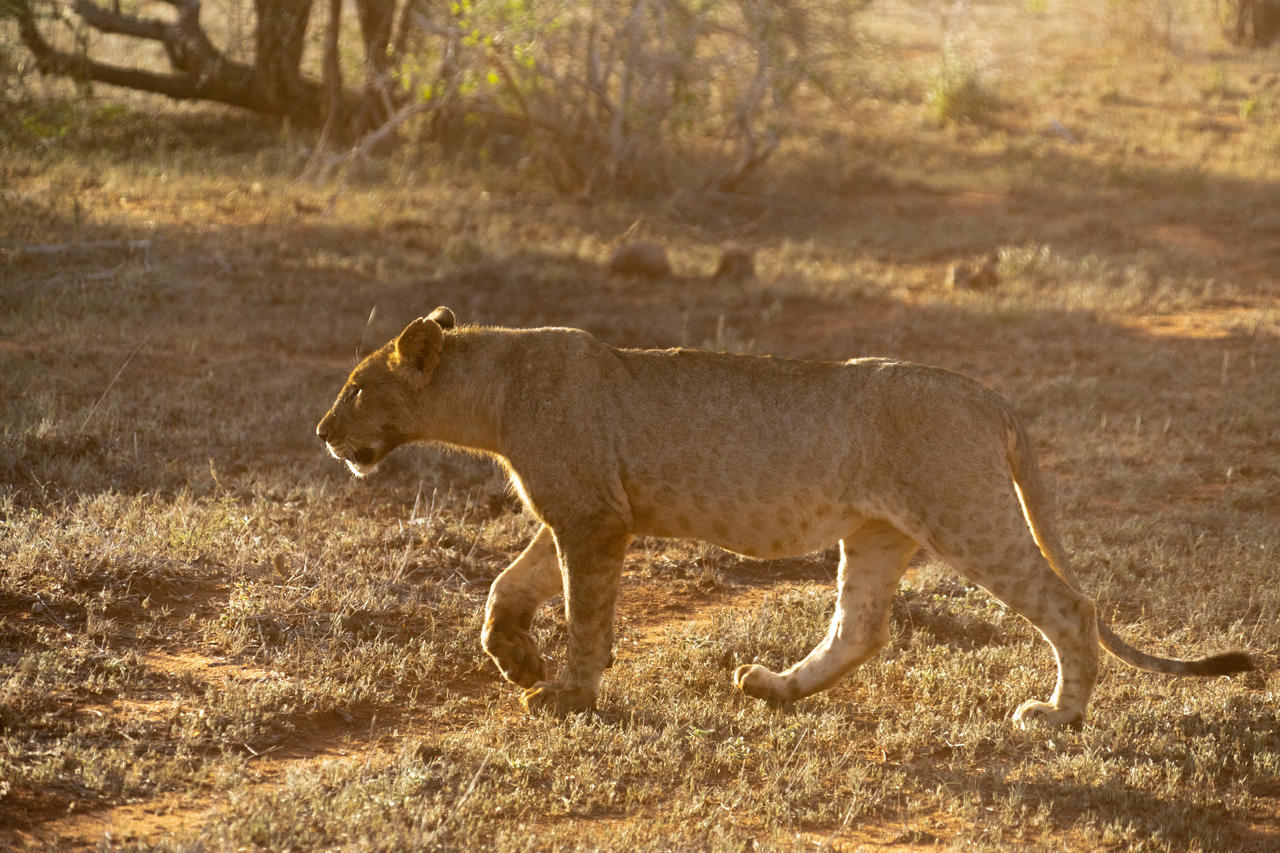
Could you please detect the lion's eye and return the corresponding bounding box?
[352,388,364,405]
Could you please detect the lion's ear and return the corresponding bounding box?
[392,317,445,384]
[426,306,456,330]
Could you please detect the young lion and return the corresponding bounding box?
[316,307,1251,727]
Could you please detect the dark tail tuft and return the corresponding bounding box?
[1188,651,1254,676]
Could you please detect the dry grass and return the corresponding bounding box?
[2,0,1280,849]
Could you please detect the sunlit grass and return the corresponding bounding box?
[2,0,1279,847]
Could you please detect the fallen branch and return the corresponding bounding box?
[306,100,439,187]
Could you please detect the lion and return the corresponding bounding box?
[316,307,1251,726]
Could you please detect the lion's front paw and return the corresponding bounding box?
[1012,699,1083,729]
[734,663,794,704]
[519,682,597,716]
[482,620,547,688]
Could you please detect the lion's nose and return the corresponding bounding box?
[316,418,332,442]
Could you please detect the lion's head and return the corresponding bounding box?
[316,306,456,476]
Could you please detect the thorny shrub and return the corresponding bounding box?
[398,0,868,193]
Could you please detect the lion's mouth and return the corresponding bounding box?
[326,442,382,478]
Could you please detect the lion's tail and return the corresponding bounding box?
[1000,409,1253,678]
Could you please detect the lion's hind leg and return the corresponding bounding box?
[483,526,563,687]
[735,520,918,703]
[930,512,1100,728]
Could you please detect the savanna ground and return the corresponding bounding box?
[2,0,1280,848]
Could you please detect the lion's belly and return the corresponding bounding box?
[611,360,868,556]
[626,479,864,558]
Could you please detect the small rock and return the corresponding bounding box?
[608,241,671,278]
[712,248,756,283]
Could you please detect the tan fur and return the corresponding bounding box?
[316,307,1251,726]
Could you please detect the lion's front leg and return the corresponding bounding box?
[520,521,631,716]
[482,526,563,687]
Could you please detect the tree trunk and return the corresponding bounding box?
[351,0,401,133]
[13,0,330,129]
[1221,0,1280,46]
[253,0,319,124]
[358,0,398,75]
[12,0,431,143]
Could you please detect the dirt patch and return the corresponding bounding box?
[8,578,815,850]
[1117,304,1275,341]
[19,795,214,851]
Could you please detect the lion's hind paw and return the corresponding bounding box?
[519,682,597,716]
